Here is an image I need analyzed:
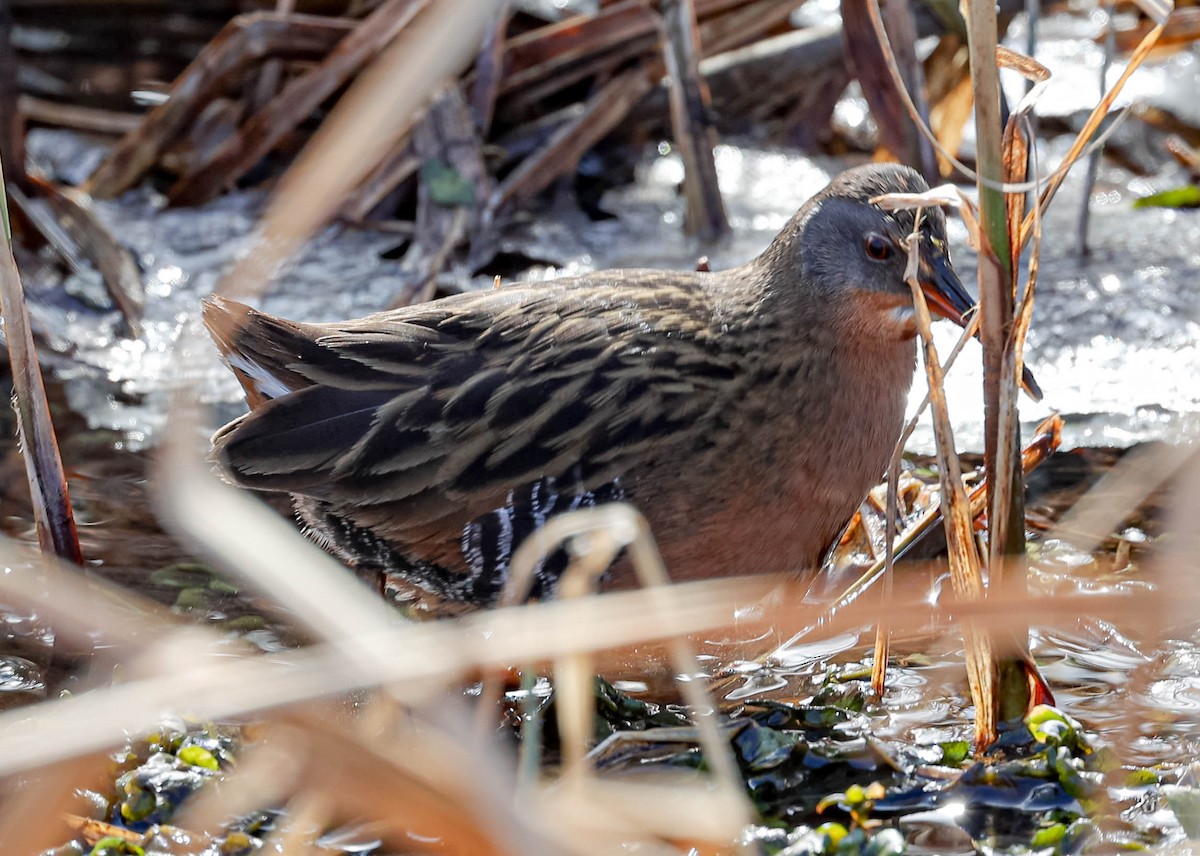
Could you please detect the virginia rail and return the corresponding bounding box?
[206,164,997,614]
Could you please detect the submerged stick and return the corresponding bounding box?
[659,0,730,241]
[0,158,83,567]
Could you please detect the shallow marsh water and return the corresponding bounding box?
[18,121,1200,456]
[3,17,1200,853]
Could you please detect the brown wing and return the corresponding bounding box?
[206,272,740,530]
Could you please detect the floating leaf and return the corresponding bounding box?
[89,838,144,856]
[732,720,800,772]
[939,740,971,766]
[178,745,220,771]
[1132,186,1200,209]
[421,158,476,207]
[150,564,213,589]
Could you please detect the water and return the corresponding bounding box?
[5,16,1200,852]
[19,115,1200,454]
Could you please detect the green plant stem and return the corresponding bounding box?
[963,0,1030,726]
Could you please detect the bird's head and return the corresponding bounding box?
[768,163,974,341]
[755,162,1041,398]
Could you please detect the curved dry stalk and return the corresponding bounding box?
[551,528,624,782]
[502,504,754,833]
[870,458,901,697]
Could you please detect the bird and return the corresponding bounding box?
[205,163,1011,616]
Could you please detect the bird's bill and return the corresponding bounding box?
[917,244,1044,403]
[917,244,976,328]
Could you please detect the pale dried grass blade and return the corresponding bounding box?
[242,705,553,854]
[537,777,752,846]
[0,575,778,776]
[1049,442,1199,558]
[0,532,176,647]
[552,529,624,782]
[1159,449,1200,635]
[873,186,981,251]
[995,45,1051,80]
[0,569,1167,783]
[269,791,331,855]
[155,399,406,673]
[1018,19,1171,247]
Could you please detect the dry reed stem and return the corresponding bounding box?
[155,402,408,677]
[1018,20,1169,248]
[660,0,731,240]
[990,106,1042,595]
[995,45,1051,80]
[902,210,997,749]
[962,0,1023,687]
[19,95,144,135]
[23,178,144,335]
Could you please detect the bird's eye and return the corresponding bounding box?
[864,234,892,261]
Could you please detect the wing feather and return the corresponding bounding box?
[207,271,739,531]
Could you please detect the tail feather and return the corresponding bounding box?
[202,295,326,408]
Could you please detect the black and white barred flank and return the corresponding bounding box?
[296,470,623,608]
